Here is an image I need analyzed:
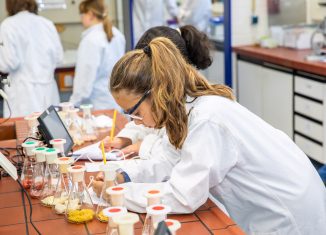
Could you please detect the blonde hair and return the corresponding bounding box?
[110,37,235,149]
[79,0,113,42]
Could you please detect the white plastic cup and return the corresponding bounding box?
[45,148,58,164]
[33,147,47,162]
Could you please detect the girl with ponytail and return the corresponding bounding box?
[69,0,125,110]
[109,38,326,235]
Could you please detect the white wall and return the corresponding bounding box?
[307,0,326,23]
[232,0,269,46]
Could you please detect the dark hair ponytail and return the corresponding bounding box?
[179,25,212,70]
[6,0,38,16]
[135,25,212,70]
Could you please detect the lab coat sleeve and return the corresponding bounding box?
[122,119,239,213]
[164,0,179,18]
[69,39,101,106]
[138,132,164,160]
[0,22,20,72]
[116,121,154,144]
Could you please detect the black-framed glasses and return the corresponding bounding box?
[123,90,151,120]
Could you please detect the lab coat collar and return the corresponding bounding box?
[81,23,103,38]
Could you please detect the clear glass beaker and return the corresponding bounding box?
[65,165,95,224]
[21,141,38,190]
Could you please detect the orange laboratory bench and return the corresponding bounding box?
[0,110,246,235]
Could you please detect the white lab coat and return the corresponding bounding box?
[178,0,211,33]
[133,0,179,45]
[69,24,125,110]
[117,121,165,159]
[120,95,326,235]
[0,11,62,117]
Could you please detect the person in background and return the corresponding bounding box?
[108,37,326,234]
[69,0,125,110]
[133,0,179,45]
[178,0,211,33]
[0,0,63,118]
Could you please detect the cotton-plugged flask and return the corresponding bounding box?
[21,141,38,190]
[80,104,97,141]
[96,163,119,222]
[40,148,59,207]
[113,212,140,235]
[106,186,127,207]
[52,157,74,214]
[24,112,41,138]
[144,189,163,206]
[65,165,95,223]
[142,204,171,235]
[103,207,127,235]
[50,139,67,157]
[154,219,181,235]
[58,102,74,127]
[67,108,84,146]
[30,147,47,199]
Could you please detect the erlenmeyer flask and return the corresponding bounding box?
[40,148,59,207]
[67,108,84,146]
[102,207,127,235]
[154,219,181,235]
[52,157,74,214]
[21,141,38,190]
[30,147,47,199]
[96,164,119,222]
[142,204,171,235]
[50,139,67,157]
[113,213,140,235]
[65,165,95,224]
[106,185,127,207]
[24,112,41,138]
[80,104,97,142]
[58,102,74,127]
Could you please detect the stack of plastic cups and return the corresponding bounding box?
[154,219,181,235]
[102,206,127,235]
[106,186,127,207]
[50,139,66,157]
[113,213,140,235]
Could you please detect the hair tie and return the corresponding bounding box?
[143,45,152,57]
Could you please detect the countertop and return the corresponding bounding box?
[233,45,326,77]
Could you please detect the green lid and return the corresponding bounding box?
[46,148,56,152]
[25,141,36,145]
[35,147,46,151]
